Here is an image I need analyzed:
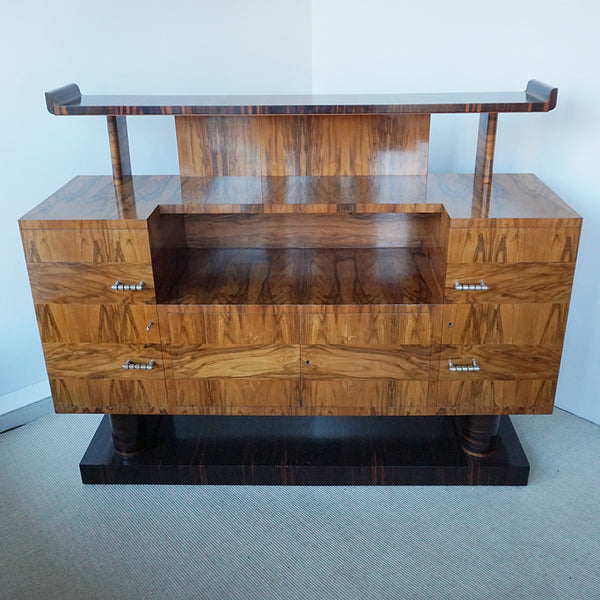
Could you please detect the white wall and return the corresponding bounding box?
[0,1,312,404]
[312,0,600,423]
[2,0,598,423]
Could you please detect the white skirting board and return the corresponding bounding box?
[0,381,53,433]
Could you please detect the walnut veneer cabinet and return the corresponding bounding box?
[19,81,581,485]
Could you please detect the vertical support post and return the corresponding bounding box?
[107,116,132,187]
[109,414,148,454]
[461,415,501,458]
[472,112,498,217]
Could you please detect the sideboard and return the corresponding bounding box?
[19,81,581,484]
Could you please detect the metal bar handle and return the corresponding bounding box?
[122,359,155,370]
[448,359,481,372]
[454,280,489,291]
[111,280,145,291]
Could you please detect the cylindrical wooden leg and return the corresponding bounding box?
[461,415,500,458]
[109,415,148,454]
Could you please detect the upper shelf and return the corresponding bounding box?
[45,80,557,116]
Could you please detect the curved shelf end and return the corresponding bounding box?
[525,80,558,111]
[45,83,82,114]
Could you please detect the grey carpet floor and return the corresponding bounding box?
[1,409,599,600]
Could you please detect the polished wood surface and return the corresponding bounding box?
[50,378,167,414]
[445,263,575,304]
[160,248,440,305]
[460,415,500,457]
[472,113,498,216]
[18,174,581,224]
[434,380,556,415]
[27,263,155,304]
[183,212,430,249]
[441,303,568,345]
[42,342,164,379]
[447,227,580,263]
[176,114,430,176]
[80,414,529,485]
[21,228,150,263]
[35,304,160,343]
[46,80,557,116]
[107,116,132,187]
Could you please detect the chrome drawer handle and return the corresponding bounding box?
[448,359,480,372]
[111,280,145,291]
[454,281,489,291]
[122,359,155,370]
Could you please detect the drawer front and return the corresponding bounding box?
[21,228,151,264]
[434,379,557,415]
[445,263,574,304]
[42,343,164,379]
[50,378,167,414]
[439,344,562,381]
[167,379,301,415]
[28,263,155,304]
[35,304,160,343]
[447,227,580,263]
[301,379,428,416]
[167,344,300,379]
[302,345,431,380]
[441,303,568,345]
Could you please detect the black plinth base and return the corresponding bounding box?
[80,415,529,485]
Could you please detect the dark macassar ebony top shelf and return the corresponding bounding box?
[46,80,557,116]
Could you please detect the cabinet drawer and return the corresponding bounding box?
[50,378,167,414]
[302,345,431,380]
[35,304,160,343]
[42,343,164,379]
[438,344,562,380]
[21,228,151,264]
[447,227,580,263]
[445,263,574,304]
[434,380,557,415]
[301,309,432,345]
[28,263,155,304]
[441,304,568,345]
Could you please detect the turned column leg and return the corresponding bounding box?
[461,415,500,458]
[109,415,148,454]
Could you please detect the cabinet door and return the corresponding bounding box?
[300,306,432,415]
[161,306,301,415]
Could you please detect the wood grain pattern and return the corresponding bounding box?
[301,311,432,345]
[167,379,300,414]
[447,227,580,263]
[18,174,581,223]
[46,80,558,115]
[472,113,498,217]
[183,213,430,249]
[439,345,562,380]
[445,263,575,304]
[21,228,150,263]
[167,345,300,379]
[163,248,440,305]
[50,378,167,414]
[165,308,299,345]
[27,263,155,304]
[300,379,429,416]
[433,380,557,415]
[43,343,164,379]
[442,303,568,345]
[35,303,160,343]
[176,114,430,177]
[107,116,132,187]
[302,345,431,380]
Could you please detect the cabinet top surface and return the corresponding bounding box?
[46,81,557,116]
[19,174,581,229]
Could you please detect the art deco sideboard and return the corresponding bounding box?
[19,80,581,484]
